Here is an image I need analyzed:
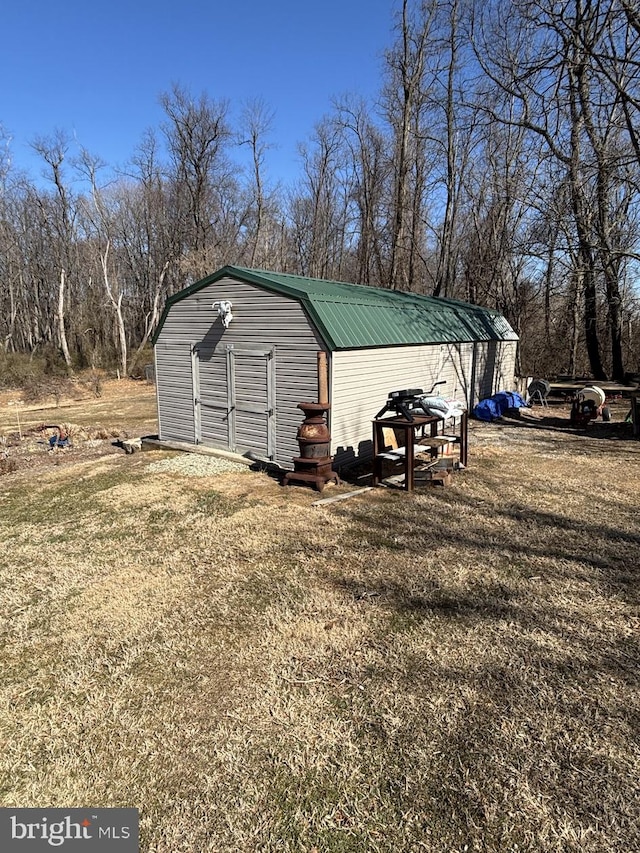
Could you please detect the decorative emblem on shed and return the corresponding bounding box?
[212,300,234,328]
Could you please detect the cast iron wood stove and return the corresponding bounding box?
[282,352,340,492]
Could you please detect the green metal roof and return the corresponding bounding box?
[153,265,518,350]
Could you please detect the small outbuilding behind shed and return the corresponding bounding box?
[152,266,519,469]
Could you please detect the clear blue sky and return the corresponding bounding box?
[2,0,398,185]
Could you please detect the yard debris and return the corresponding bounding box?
[472,390,529,421]
[312,486,373,506]
[1,422,147,475]
[40,422,71,451]
[117,437,142,454]
[0,377,158,476]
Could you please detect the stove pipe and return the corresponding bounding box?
[295,352,331,458]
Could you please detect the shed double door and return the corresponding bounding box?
[194,345,275,459]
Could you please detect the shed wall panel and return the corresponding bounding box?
[155,342,195,443]
[495,341,518,395]
[329,340,516,466]
[330,343,474,465]
[196,349,229,445]
[155,276,325,466]
[473,340,518,402]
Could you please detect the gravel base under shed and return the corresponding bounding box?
[145,455,249,477]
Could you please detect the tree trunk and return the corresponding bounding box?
[100,242,128,378]
[568,271,581,378]
[388,0,431,291]
[4,274,17,353]
[604,259,625,380]
[57,268,73,371]
[130,259,170,371]
[433,0,459,298]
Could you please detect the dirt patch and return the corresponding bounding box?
[0,378,158,479]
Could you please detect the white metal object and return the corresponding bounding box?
[579,386,606,407]
[213,300,234,328]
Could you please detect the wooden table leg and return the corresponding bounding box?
[405,424,414,491]
[460,412,468,467]
[372,421,381,486]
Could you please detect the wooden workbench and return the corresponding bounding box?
[372,412,468,491]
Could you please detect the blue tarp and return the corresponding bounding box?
[473,391,529,422]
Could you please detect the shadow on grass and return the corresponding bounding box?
[333,482,639,601]
[314,566,640,851]
[477,410,637,443]
[315,489,640,851]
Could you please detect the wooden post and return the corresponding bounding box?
[317,351,329,405]
[631,391,640,438]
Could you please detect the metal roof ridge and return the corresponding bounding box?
[152,265,518,348]
[233,267,504,316]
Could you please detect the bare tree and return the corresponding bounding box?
[469,0,640,379]
[119,130,178,370]
[30,132,76,371]
[0,162,22,353]
[160,84,234,277]
[333,96,390,285]
[3,13,640,386]
[384,0,437,290]
[289,119,351,279]
[77,150,129,378]
[430,0,469,298]
[237,98,279,268]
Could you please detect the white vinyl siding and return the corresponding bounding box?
[472,341,518,402]
[494,341,518,396]
[330,341,516,465]
[330,344,470,465]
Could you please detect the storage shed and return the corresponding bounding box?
[152,266,518,468]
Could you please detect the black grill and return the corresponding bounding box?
[375,389,425,422]
[375,382,447,422]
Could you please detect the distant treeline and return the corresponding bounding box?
[2,0,640,383]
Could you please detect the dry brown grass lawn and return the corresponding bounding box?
[0,389,638,852]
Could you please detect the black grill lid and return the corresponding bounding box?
[388,388,423,399]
